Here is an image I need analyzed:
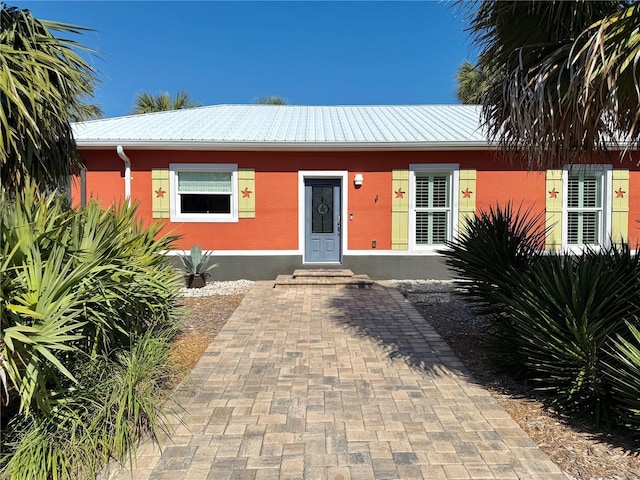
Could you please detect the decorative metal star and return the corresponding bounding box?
[462,188,473,199]
[241,187,252,198]
[394,188,405,199]
[615,187,626,198]
[548,188,558,199]
[155,187,165,198]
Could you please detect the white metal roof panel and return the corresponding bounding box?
[72,104,489,150]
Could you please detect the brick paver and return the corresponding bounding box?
[105,282,566,480]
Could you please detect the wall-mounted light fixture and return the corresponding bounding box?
[354,173,364,187]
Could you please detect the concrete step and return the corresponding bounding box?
[274,272,374,287]
[292,269,354,278]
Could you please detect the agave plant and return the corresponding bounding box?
[179,245,218,288]
[439,202,551,373]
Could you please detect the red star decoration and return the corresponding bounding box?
[241,187,252,198]
[394,188,405,199]
[548,188,558,199]
[155,187,165,198]
[615,187,626,198]
[462,188,473,199]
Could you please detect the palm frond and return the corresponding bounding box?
[464,1,639,168]
[131,90,201,114]
[0,5,99,194]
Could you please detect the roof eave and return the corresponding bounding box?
[75,140,494,151]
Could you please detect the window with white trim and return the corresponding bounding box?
[410,165,458,249]
[563,166,611,248]
[170,164,238,222]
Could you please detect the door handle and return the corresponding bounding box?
[337,215,341,235]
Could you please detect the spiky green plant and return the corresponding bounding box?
[496,243,640,425]
[179,245,219,277]
[440,202,550,372]
[604,320,640,432]
[1,329,176,480]
[1,182,180,418]
[441,201,548,312]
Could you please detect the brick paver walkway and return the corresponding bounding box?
[107,282,566,480]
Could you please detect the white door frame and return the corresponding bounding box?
[298,170,348,263]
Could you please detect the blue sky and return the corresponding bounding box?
[16,1,477,118]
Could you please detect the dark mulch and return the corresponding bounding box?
[168,294,244,386]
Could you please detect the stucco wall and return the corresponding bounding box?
[75,149,640,252]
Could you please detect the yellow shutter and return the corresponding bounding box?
[238,168,255,218]
[545,169,562,251]
[391,170,409,250]
[151,169,170,219]
[611,169,629,246]
[458,169,476,235]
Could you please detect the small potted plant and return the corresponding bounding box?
[180,245,219,288]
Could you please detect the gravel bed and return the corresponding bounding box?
[179,279,255,297]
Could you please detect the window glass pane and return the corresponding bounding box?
[415,177,429,208]
[311,185,333,233]
[567,178,580,208]
[178,171,232,193]
[581,212,599,244]
[432,176,448,208]
[181,194,231,214]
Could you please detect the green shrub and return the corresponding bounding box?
[497,244,640,425]
[1,183,182,477]
[1,184,180,416]
[440,202,548,371]
[1,330,176,480]
[604,320,640,431]
[441,201,548,314]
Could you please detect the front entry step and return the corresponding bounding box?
[292,269,354,278]
[274,269,374,287]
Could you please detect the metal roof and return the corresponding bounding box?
[72,104,489,150]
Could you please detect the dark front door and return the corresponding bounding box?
[305,179,341,262]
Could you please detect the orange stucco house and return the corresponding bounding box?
[71,105,640,280]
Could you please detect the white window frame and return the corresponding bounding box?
[169,163,238,222]
[561,165,612,251]
[409,164,459,252]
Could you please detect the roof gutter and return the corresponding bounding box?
[116,145,131,203]
[79,140,494,151]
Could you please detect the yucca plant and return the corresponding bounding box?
[496,243,640,425]
[604,319,640,432]
[440,202,549,371]
[441,201,548,314]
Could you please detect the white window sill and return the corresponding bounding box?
[171,214,238,223]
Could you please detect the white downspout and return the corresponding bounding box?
[116,145,131,204]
